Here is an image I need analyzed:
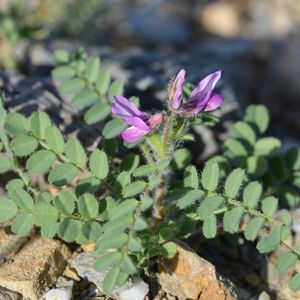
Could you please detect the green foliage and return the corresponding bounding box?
[52,48,124,125]
[0,73,299,295]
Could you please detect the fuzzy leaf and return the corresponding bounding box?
[224,168,245,198]
[176,189,204,209]
[0,196,17,221]
[184,165,198,189]
[30,112,51,139]
[198,195,224,219]
[102,267,120,295]
[95,233,128,253]
[33,203,58,227]
[54,191,76,215]
[11,135,38,157]
[289,273,300,291]
[224,207,244,233]
[11,189,34,209]
[82,221,102,241]
[5,112,29,136]
[246,156,267,177]
[58,218,80,242]
[45,126,65,153]
[103,119,127,139]
[85,57,100,83]
[202,161,219,191]
[65,139,86,168]
[257,226,281,253]
[232,121,256,146]
[89,149,109,179]
[103,215,133,235]
[78,193,99,218]
[262,196,278,218]
[122,181,146,198]
[84,102,111,124]
[0,157,12,173]
[94,252,122,271]
[203,214,217,239]
[244,217,264,241]
[224,139,247,167]
[254,137,281,157]
[245,105,269,134]
[277,252,298,273]
[72,90,98,108]
[161,242,177,258]
[108,80,124,103]
[11,212,34,236]
[132,165,155,177]
[48,163,78,186]
[26,150,56,173]
[243,182,262,209]
[52,66,75,80]
[95,69,111,94]
[111,199,138,219]
[59,78,85,95]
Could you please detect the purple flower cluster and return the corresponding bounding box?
[112,69,223,142]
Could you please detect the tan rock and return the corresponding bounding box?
[0,228,29,263]
[199,3,240,38]
[0,236,71,300]
[81,242,95,252]
[158,242,237,300]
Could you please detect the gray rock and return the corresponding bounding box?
[70,252,133,300]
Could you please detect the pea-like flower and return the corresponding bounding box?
[112,96,163,142]
[169,69,223,114]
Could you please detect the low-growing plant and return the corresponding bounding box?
[0,55,300,295]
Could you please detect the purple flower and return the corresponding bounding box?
[169,69,223,114]
[112,96,163,142]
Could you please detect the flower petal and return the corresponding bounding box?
[122,116,150,130]
[147,113,163,129]
[121,126,150,142]
[112,96,149,119]
[189,70,222,104]
[203,94,224,112]
[169,69,186,109]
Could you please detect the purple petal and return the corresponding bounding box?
[147,113,163,129]
[189,70,222,104]
[170,69,186,109]
[121,126,150,142]
[203,94,224,112]
[112,96,149,119]
[122,116,150,130]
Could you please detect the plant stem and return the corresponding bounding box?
[161,112,175,159]
[139,143,155,166]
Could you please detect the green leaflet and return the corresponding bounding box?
[198,195,224,219]
[103,119,127,139]
[122,181,146,198]
[245,105,269,134]
[94,252,122,271]
[45,126,65,153]
[10,135,38,157]
[30,111,51,139]
[242,181,262,209]
[11,212,34,236]
[224,168,245,198]
[0,196,17,221]
[202,214,217,239]
[26,150,56,173]
[33,202,58,227]
[65,139,86,168]
[89,149,109,179]
[78,193,99,219]
[48,163,78,186]
[201,161,219,191]
[5,112,29,136]
[223,207,245,233]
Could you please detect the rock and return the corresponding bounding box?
[0,286,22,300]
[199,3,240,37]
[120,279,149,300]
[0,236,71,300]
[158,242,237,300]
[70,252,132,299]
[0,227,29,264]
[258,291,271,300]
[41,278,73,300]
[41,287,72,300]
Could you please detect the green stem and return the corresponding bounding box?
[161,112,176,159]
[139,143,155,166]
